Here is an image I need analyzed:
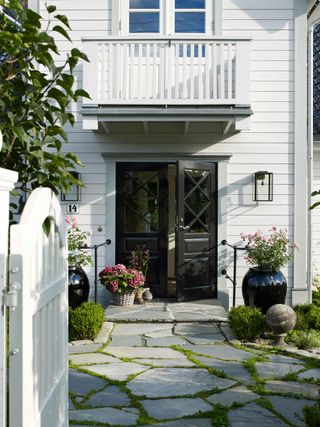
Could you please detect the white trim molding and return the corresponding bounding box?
[102,152,231,309]
[292,0,309,305]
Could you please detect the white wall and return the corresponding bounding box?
[38,0,301,307]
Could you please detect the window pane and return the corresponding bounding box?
[129,12,159,33]
[130,0,159,9]
[175,12,205,33]
[175,0,205,9]
[124,171,159,232]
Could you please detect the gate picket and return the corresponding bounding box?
[8,188,68,427]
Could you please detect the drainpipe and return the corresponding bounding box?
[307,24,314,302]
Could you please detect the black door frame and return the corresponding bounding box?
[116,162,168,297]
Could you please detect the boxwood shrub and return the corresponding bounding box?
[69,301,105,341]
[228,305,266,341]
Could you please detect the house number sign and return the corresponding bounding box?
[66,204,79,214]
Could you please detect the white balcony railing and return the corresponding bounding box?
[83,36,251,106]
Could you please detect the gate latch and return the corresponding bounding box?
[2,282,20,311]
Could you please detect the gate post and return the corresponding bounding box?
[0,132,18,427]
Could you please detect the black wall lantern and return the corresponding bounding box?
[253,171,273,202]
[61,171,81,202]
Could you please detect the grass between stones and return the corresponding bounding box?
[68,324,319,427]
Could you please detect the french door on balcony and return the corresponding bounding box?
[116,161,217,300]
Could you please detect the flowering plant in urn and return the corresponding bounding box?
[240,227,298,272]
[66,216,93,268]
[129,245,150,287]
[99,264,145,294]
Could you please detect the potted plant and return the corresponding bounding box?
[128,245,150,303]
[99,264,145,306]
[240,227,298,313]
[66,216,93,309]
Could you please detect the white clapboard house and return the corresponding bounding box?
[31,0,316,309]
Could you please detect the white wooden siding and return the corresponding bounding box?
[312,150,320,275]
[39,0,297,307]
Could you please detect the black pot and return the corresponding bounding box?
[242,268,287,314]
[68,266,90,309]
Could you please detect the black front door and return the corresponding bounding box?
[116,163,168,297]
[176,161,217,301]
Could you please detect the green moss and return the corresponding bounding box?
[304,403,320,426]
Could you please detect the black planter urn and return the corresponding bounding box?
[68,266,90,309]
[242,268,287,314]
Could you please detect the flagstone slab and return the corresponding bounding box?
[194,356,253,384]
[255,362,304,379]
[184,333,225,345]
[144,329,174,338]
[85,385,131,407]
[228,403,287,426]
[109,335,144,347]
[84,362,150,381]
[68,343,102,354]
[185,344,256,361]
[266,354,304,365]
[206,385,259,407]
[174,322,221,336]
[69,353,122,365]
[127,368,236,397]
[265,380,319,399]
[267,395,315,427]
[112,323,173,336]
[133,358,195,367]
[145,336,187,347]
[104,346,187,359]
[69,369,107,395]
[298,368,320,381]
[139,419,212,427]
[69,407,139,425]
[141,397,212,420]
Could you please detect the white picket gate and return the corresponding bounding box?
[8,188,68,427]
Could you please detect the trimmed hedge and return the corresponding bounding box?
[228,305,266,341]
[69,302,104,341]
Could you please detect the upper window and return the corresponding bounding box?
[118,0,221,36]
[174,0,205,33]
[129,0,160,33]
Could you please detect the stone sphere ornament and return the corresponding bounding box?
[142,288,153,302]
[266,304,296,346]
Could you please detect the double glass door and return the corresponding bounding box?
[116,161,217,300]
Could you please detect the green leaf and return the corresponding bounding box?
[71,48,89,62]
[46,5,57,13]
[74,89,91,99]
[54,14,70,29]
[310,201,320,210]
[52,25,71,41]
[42,217,51,237]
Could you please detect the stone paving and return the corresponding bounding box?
[69,321,320,426]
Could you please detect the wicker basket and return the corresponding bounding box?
[112,290,135,306]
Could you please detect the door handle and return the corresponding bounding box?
[179,225,190,232]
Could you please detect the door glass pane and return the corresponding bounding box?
[184,169,210,233]
[130,0,159,8]
[175,0,205,8]
[124,171,159,232]
[129,12,159,32]
[175,12,205,33]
